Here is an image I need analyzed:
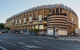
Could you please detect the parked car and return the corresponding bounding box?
[20,31,23,34]
[0,30,6,33]
[0,31,1,34]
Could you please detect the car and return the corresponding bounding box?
[0,31,1,34]
[0,30,6,33]
[20,31,23,34]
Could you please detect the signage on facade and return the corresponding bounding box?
[55,27,58,37]
[53,27,58,38]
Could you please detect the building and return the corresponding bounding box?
[6,4,78,36]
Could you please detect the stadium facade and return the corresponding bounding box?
[6,4,78,35]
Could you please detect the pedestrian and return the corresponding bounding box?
[23,32,25,35]
[15,32,18,35]
[68,32,70,36]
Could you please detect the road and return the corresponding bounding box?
[0,33,80,50]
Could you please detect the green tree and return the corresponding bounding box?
[73,30,76,35]
[34,29,39,36]
[5,27,10,30]
[34,29,39,33]
[0,23,5,30]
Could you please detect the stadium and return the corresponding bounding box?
[6,4,78,36]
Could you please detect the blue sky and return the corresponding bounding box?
[0,0,80,27]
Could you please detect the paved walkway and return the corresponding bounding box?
[3,33,80,42]
[34,35,80,42]
[58,36,80,41]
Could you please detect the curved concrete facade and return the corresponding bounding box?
[6,4,77,21]
[6,4,78,35]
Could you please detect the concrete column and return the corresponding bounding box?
[43,9,45,32]
[59,8,60,13]
[55,8,56,13]
[37,10,39,23]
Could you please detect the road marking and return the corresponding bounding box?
[17,41,25,44]
[21,47,30,50]
[0,46,7,50]
[36,43,47,46]
[38,42,55,46]
[0,40,5,42]
[54,47,67,50]
[7,42,16,46]
[24,45,42,49]
[33,40,38,42]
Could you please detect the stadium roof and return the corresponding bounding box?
[7,4,78,20]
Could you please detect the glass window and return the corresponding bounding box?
[44,21,47,23]
[16,20,17,24]
[71,17,73,23]
[19,19,21,24]
[24,18,26,23]
[60,8,62,13]
[39,25,43,29]
[53,11,55,13]
[56,8,59,13]
[38,21,43,23]
[33,21,37,23]
[35,25,38,29]
[32,26,34,29]
[12,19,14,23]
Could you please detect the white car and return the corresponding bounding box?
[20,31,23,34]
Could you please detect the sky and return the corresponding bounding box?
[0,0,80,27]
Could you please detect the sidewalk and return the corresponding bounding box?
[6,33,80,42]
[34,35,80,42]
[58,36,80,42]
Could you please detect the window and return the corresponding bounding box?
[35,25,38,29]
[12,19,14,23]
[29,17,32,22]
[32,26,34,29]
[33,21,37,23]
[39,25,43,29]
[60,8,62,13]
[10,22,12,25]
[53,11,55,13]
[71,17,73,23]
[39,15,42,22]
[33,18,36,20]
[38,21,43,23]
[44,21,47,23]
[19,19,21,24]
[16,20,17,24]
[44,17,47,21]
[24,18,26,23]
[56,8,59,13]
[66,11,68,14]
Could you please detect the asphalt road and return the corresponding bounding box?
[0,33,80,50]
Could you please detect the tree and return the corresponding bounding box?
[34,29,39,36]
[5,27,10,30]
[0,23,5,30]
[72,30,76,35]
[34,29,39,33]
